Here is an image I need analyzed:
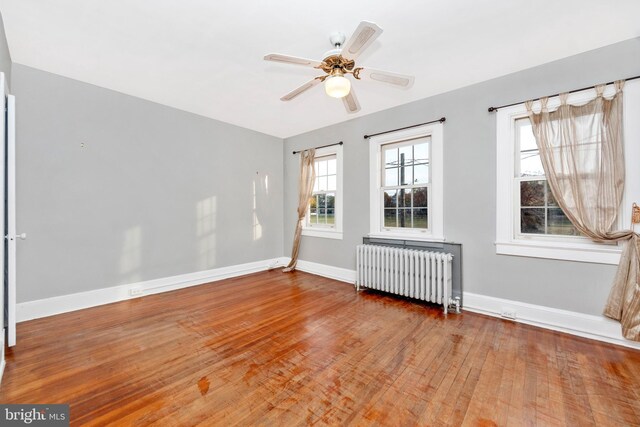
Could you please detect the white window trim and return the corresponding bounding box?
[302,145,343,240]
[495,80,640,264]
[369,122,444,241]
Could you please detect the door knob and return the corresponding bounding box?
[6,233,26,241]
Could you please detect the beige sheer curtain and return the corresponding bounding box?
[526,81,640,341]
[283,149,316,272]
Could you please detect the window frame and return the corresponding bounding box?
[369,122,444,241]
[302,145,343,240]
[495,80,640,264]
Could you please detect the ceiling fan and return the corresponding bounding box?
[264,21,415,114]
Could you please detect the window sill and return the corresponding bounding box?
[368,232,445,243]
[302,228,343,240]
[495,240,621,264]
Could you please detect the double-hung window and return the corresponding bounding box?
[381,139,430,230]
[302,145,343,239]
[369,122,444,241]
[496,80,640,264]
[515,117,581,238]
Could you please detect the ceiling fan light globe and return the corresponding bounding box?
[325,75,351,98]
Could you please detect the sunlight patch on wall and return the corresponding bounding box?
[197,196,217,270]
[253,180,263,241]
[119,226,142,283]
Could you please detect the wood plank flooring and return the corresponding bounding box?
[1,270,640,426]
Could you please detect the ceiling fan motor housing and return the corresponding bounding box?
[323,32,346,60]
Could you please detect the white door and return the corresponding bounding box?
[0,73,5,374]
[6,93,16,347]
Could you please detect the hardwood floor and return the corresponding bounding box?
[2,270,640,426]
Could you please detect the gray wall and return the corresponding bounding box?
[0,12,11,88]
[13,64,284,302]
[284,37,640,316]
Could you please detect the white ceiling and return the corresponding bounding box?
[0,1,639,138]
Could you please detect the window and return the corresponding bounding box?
[516,118,580,238]
[302,145,343,239]
[309,155,336,227]
[381,139,430,230]
[496,80,640,264]
[369,122,444,241]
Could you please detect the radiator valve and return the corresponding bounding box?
[449,297,461,314]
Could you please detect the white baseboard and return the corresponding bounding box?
[286,258,356,284]
[17,257,286,322]
[287,258,639,350]
[463,292,640,350]
[17,255,639,350]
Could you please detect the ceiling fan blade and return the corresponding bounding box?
[359,68,415,88]
[341,21,383,60]
[281,78,322,101]
[264,53,323,68]
[342,87,361,114]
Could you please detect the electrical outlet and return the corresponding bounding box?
[129,287,143,297]
[500,309,517,320]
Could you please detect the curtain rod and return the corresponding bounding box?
[487,74,640,113]
[292,141,343,155]
[363,117,446,139]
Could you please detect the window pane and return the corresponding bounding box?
[384,147,398,167]
[398,189,410,208]
[327,175,336,191]
[520,151,544,177]
[518,119,537,151]
[413,208,428,229]
[317,176,328,191]
[309,207,317,224]
[399,145,413,165]
[326,208,335,225]
[326,193,335,209]
[313,179,319,192]
[384,190,397,208]
[384,209,397,227]
[413,187,428,208]
[318,208,327,224]
[317,160,327,176]
[404,189,412,207]
[521,180,545,206]
[317,193,326,208]
[414,142,429,164]
[521,208,545,234]
[547,182,558,206]
[414,164,429,184]
[400,166,412,186]
[548,208,579,236]
[398,208,411,228]
[385,168,398,186]
[327,158,336,175]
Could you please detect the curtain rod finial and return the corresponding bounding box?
[488,107,497,113]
